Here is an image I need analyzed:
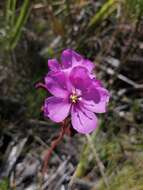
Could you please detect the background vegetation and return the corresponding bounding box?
[0,0,143,189]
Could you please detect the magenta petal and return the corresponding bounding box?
[83,84,101,103]
[45,71,69,98]
[48,59,61,71]
[71,105,98,134]
[61,49,82,69]
[93,79,103,87]
[70,66,92,91]
[82,87,110,113]
[44,97,71,122]
[83,59,95,72]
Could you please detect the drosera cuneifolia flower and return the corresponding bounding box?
[36,49,110,174]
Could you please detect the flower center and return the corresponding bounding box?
[70,93,78,103]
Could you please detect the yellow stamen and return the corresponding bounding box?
[70,94,78,103]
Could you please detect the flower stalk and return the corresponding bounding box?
[42,120,67,174]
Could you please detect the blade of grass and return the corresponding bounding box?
[86,134,109,188]
[88,0,120,29]
[5,0,12,25]
[10,0,17,27]
[9,0,30,49]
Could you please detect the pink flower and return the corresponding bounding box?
[38,50,110,134]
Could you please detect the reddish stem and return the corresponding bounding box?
[42,121,67,175]
[35,82,47,90]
